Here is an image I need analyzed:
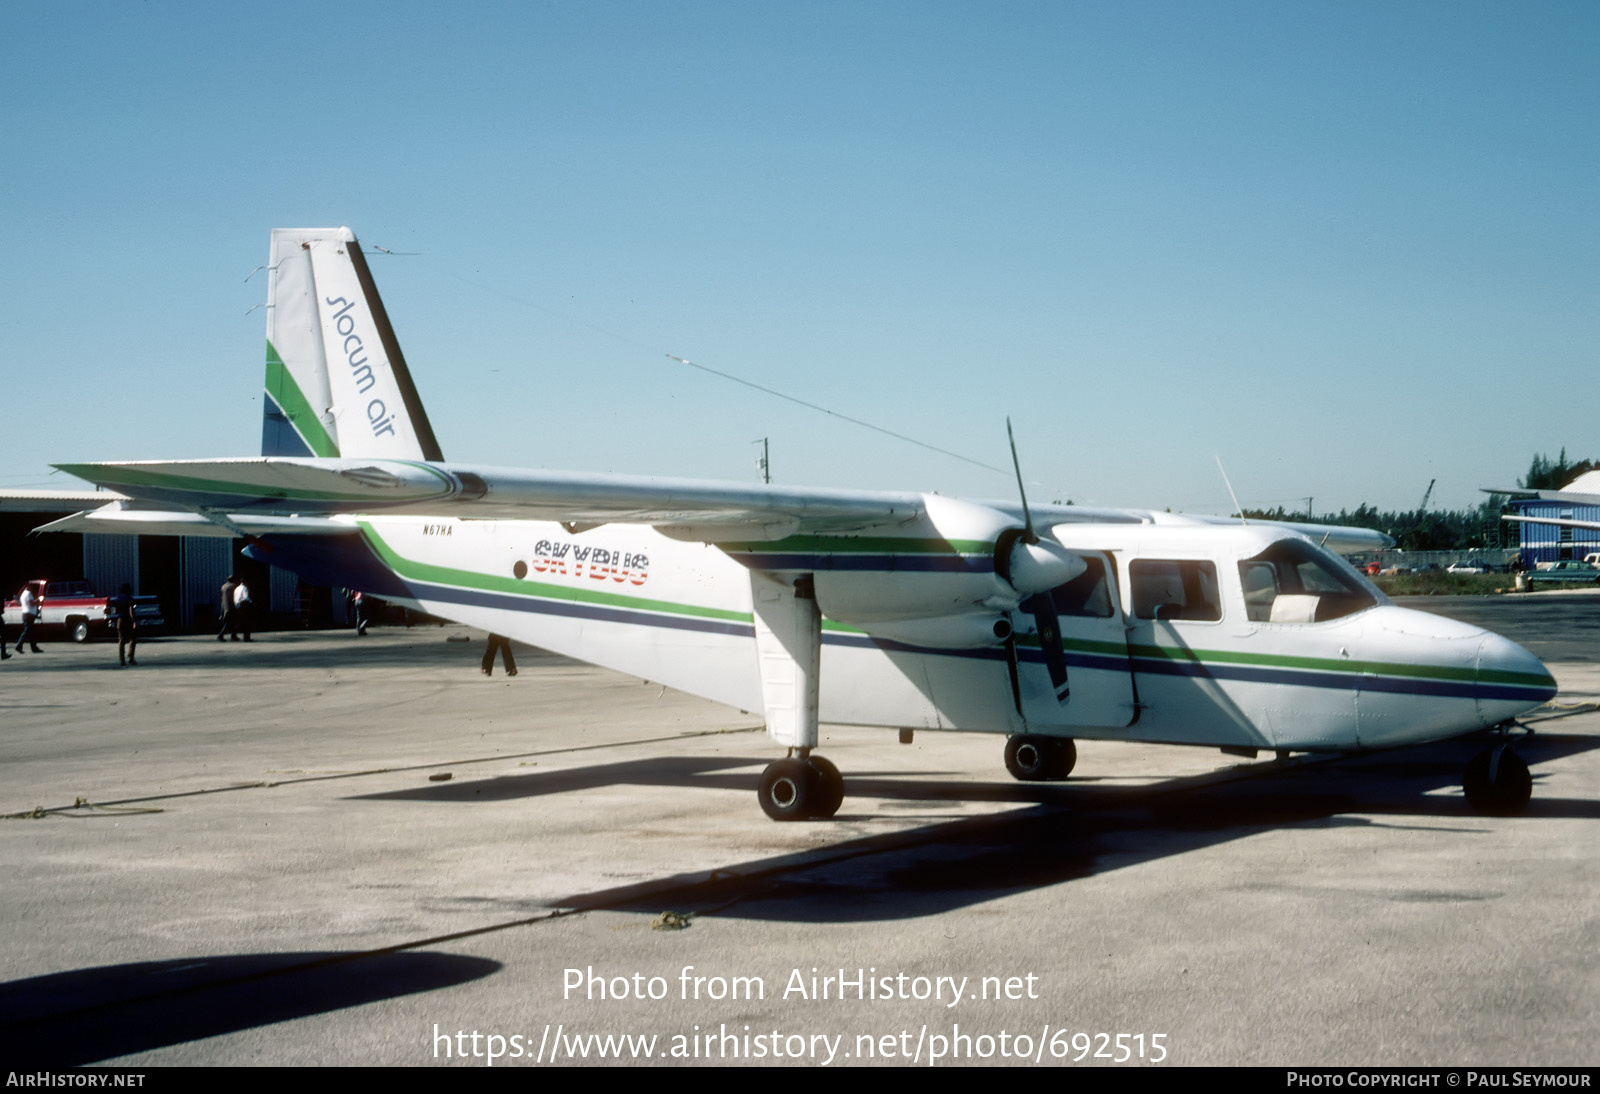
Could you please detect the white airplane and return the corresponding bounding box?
[46,228,1556,819]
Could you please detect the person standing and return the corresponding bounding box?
[218,576,238,641]
[111,583,138,666]
[481,634,516,676]
[15,583,42,654]
[233,579,254,641]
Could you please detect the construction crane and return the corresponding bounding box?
[1419,478,1435,513]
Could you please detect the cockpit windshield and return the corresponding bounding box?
[1238,539,1379,623]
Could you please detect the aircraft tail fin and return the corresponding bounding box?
[261,227,444,461]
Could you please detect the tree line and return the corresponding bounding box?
[1241,451,1594,553]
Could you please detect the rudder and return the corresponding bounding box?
[261,227,444,461]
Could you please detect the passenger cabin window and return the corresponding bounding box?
[1049,555,1114,618]
[1130,560,1221,622]
[1238,540,1378,623]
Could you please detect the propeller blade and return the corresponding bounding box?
[1006,417,1035,542]
[1023,592,1071,703]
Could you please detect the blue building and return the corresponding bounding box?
[1511,498,1600,566]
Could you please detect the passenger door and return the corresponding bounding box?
[1011,551,1137,730]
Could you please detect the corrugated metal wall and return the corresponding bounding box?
[1512,501,1600,564]
[181,536,236,630]
[82,534,139,596]
[270,564,296,615]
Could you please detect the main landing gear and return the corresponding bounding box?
[1004,734,1076,781]
[758,751,845,821]
[1463,725,1533,816]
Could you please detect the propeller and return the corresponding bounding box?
[1003,419,1071,704]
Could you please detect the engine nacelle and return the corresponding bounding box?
[804,495,1019,623]
[728,495,1088,628]
[859,613,1013,650]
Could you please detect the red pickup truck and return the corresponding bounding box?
[2,579,165,642]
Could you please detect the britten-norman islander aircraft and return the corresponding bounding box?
[46,228,1556,820]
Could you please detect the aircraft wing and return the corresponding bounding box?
[1482,469,1600,507]
[1117,511,1394,553]
[1249,519,1392,553]
[54,458,925,542]
[1501,514,1600,532]
[52,458,1400,552]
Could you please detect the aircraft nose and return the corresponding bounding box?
[1476,631,1557,725]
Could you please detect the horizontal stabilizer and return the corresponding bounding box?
[0,488,127,512]
[32,501,360,538]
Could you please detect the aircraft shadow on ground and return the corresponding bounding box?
[0,950,499,1065]
[367,733,1600,925]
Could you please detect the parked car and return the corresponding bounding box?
[1526,562,1600,588]
[1446,561,1487,574]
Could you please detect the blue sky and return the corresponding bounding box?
[4,1,1595,515]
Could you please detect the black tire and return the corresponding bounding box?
[1005,736,1049,781]
[805,755,845,819]
[759,758,821,821]
[69,618,89,643]
[1463,748,1532,816]
[1006,735,1077,781]
[1053,738,1078,779]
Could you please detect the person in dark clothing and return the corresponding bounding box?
[481,634,516,676]
[219,576,238,641]
[111,583,138,666]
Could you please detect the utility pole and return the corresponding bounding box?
[754,437,770,484]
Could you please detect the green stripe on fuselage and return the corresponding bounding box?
[359,522,753,624]
[1120,640,1551,689]
[359,524,1547,690]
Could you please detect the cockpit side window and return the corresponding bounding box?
[1131,560,1221,622]
[1238,540,1378,623]
[1050,555,1114,618]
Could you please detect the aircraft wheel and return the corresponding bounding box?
[804,755,845,819]
[759,758,821,821]
[1463,747,1532,816]
[1006,736,1076,781]
[1005,735,1051,781]
[1054,738,1078,779]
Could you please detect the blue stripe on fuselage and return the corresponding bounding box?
[724,552,993,573]
[258,533,1550,706]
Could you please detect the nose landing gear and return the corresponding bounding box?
[1463,724,1533,816]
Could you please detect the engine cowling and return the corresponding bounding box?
[725,495,1086,650]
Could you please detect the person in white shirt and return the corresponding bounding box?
[232,580,254,642]
[15,585,42,654]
